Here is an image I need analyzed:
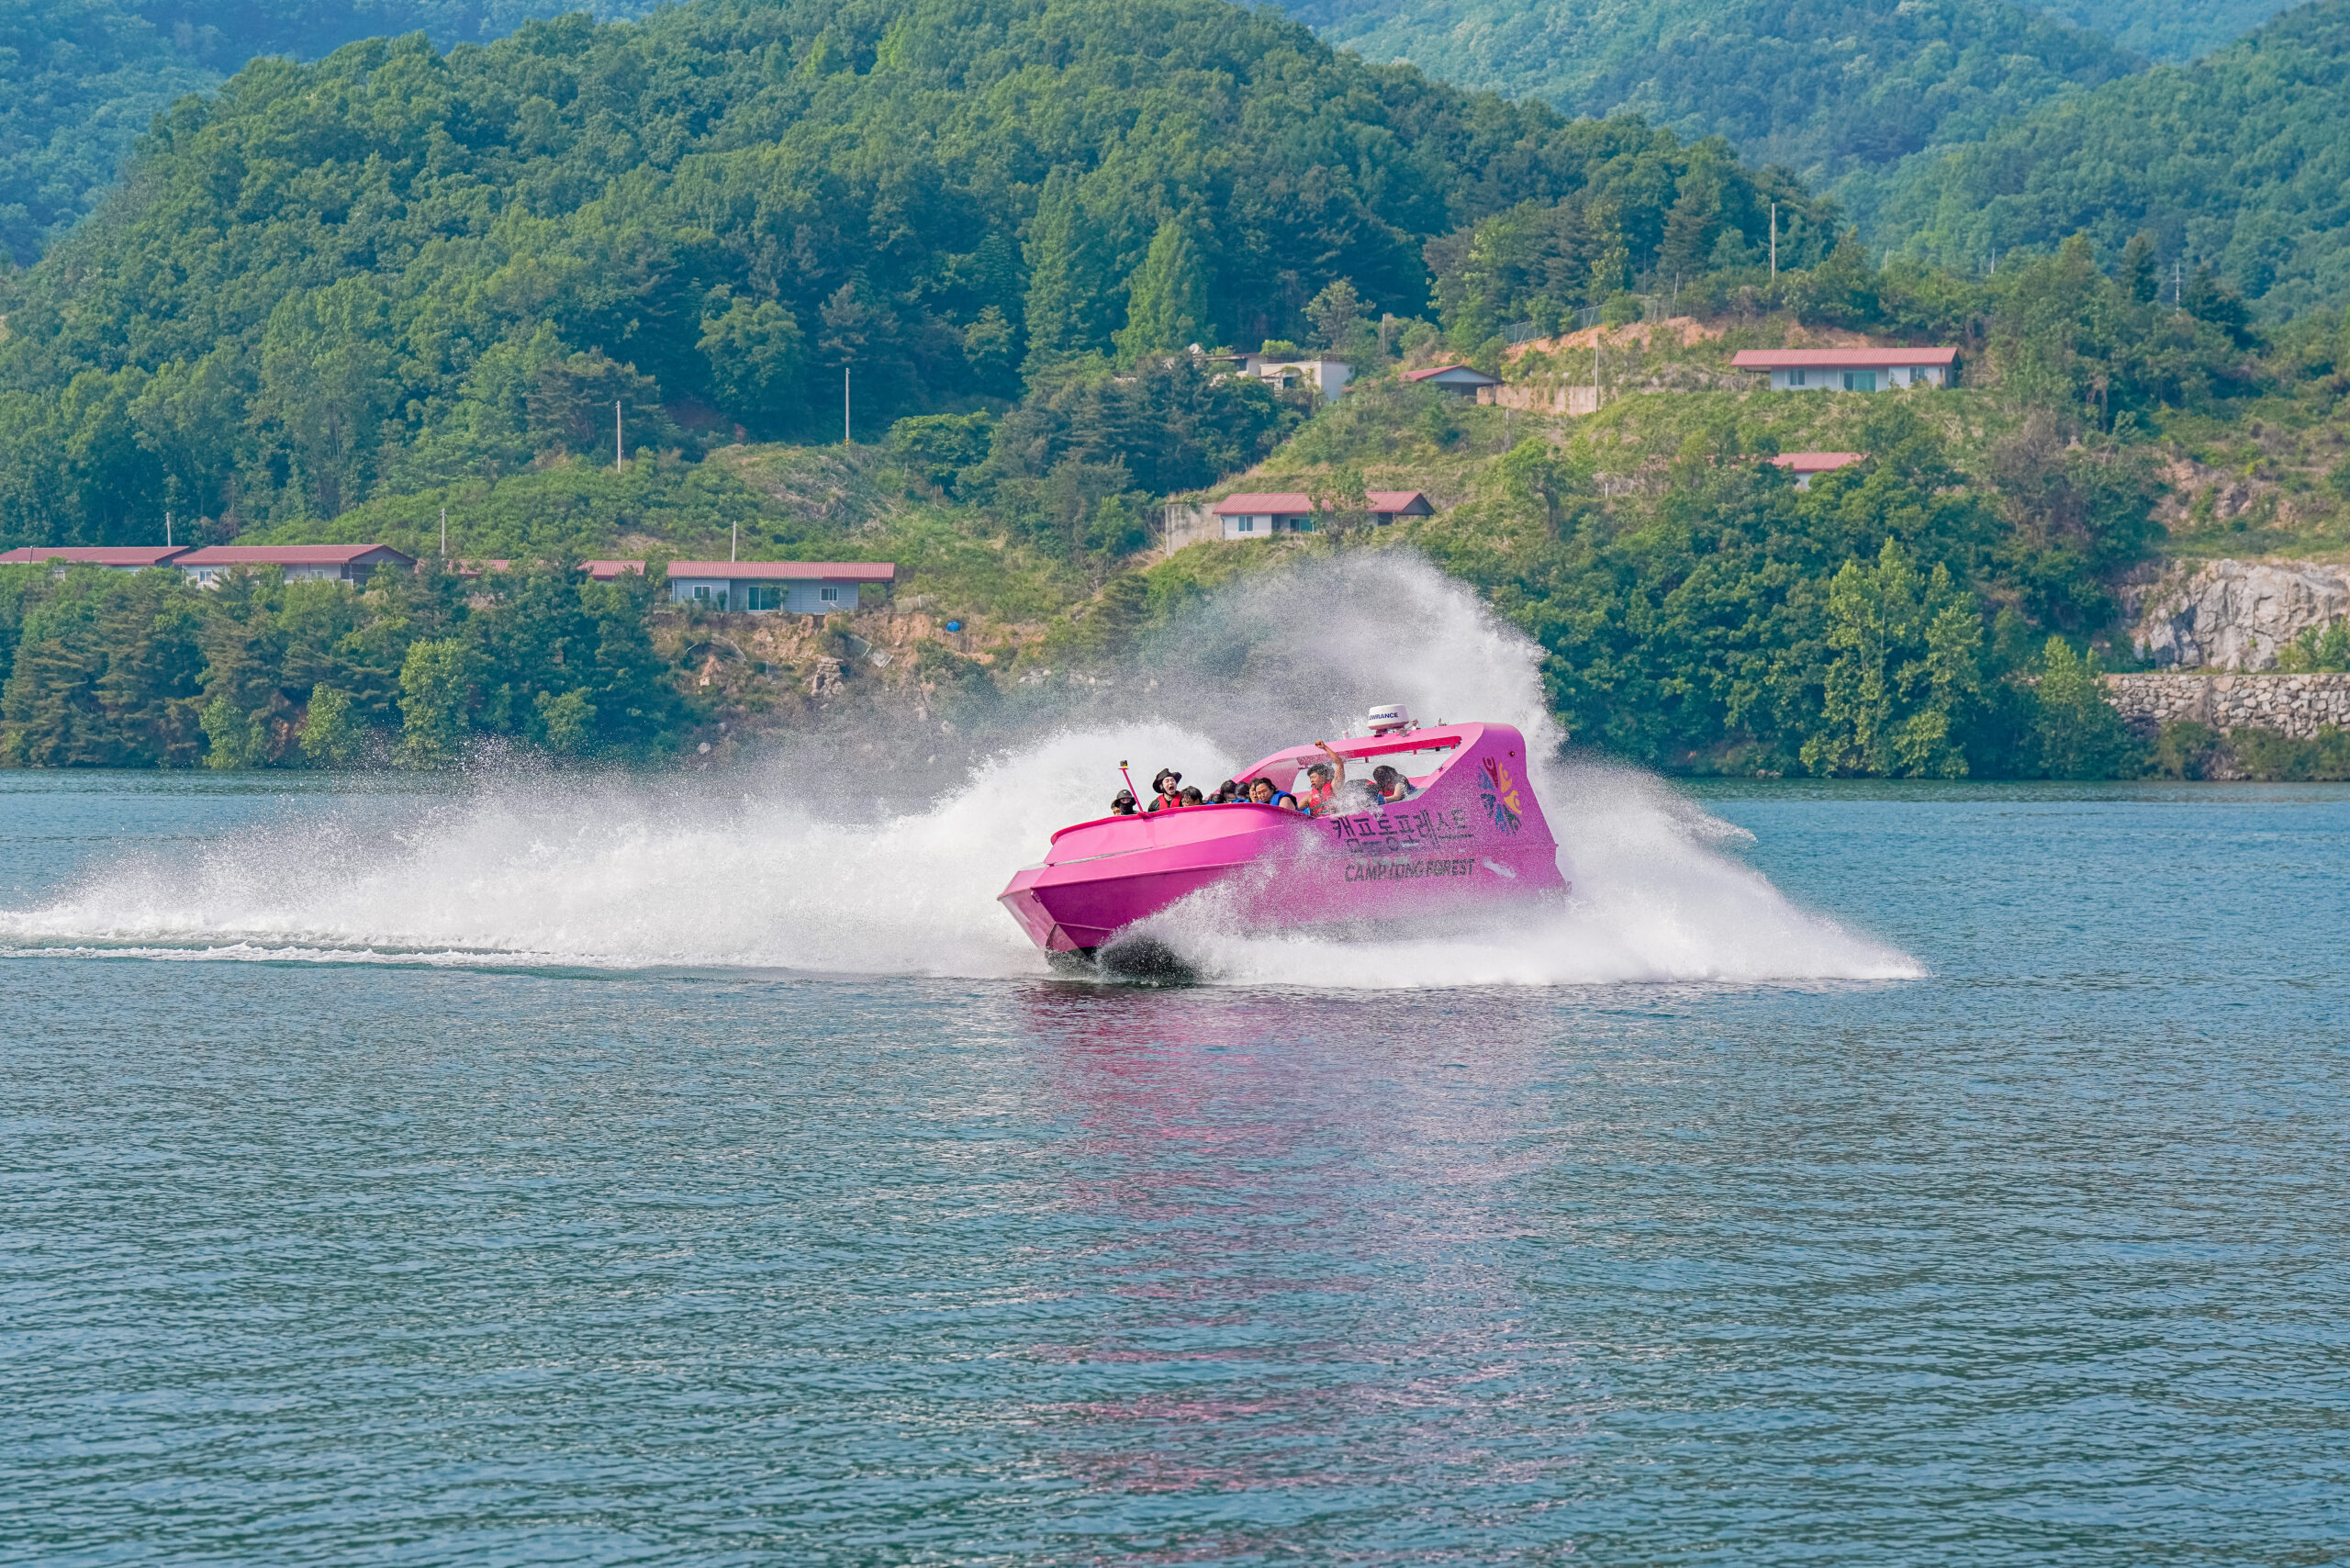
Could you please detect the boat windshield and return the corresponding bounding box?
[1248,739,1460,797]
[1357,744,1459,785]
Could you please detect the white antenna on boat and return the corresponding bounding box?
[1367,702,1411,734]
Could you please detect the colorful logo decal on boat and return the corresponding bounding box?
[1477,756,1524,834]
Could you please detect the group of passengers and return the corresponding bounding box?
[1108,743,1415,820]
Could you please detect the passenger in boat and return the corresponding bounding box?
[1148,768,1184,812]
[1246,777,1300,812]
[1298,742,1347,816]
[1371,764,1415,803]
[1110,788,1139,816]
[1180,786,1205,807]
[1208,779,1241,803]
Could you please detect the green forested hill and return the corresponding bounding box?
[0,0,646,265]
[0,0,1833,549]
[1285,0,2142,189]
[1871,0,2350,318]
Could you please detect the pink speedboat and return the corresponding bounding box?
[998,710,1567,964]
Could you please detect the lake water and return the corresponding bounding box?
[3,770,2346,1566]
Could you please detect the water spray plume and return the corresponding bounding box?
[0,555,1916,987]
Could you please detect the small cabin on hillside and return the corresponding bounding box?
[1771,452,1866,489]
[586,559,896,614]
[176,544,415,587]
[0,545,190,573]
[1211,490,1432,540]
[1211,353,1352,403]
[1404,364,1504,396]
[1732,348,1955,391]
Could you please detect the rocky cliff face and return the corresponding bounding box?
[2125,558,2350,669]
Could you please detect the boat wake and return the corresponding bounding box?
[0,555,1919,989]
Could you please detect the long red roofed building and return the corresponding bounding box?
[1209,490,1433,540]
[0,545,190,571]
[1731,346,1956,392]
[175,543,416,587]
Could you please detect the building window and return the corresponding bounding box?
[1842,370,1877,391]
[1237,517,1254,532]
[820,586,841,603]
[692,585,718,604]
[1787,368,1807,387]
[746,584,781,611]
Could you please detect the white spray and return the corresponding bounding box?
[0,555,1917,987]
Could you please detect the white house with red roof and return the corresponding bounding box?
[0,545,190,572]
[176,543,416,588]
[585,559,896,613]
[1732,347,1956,392]
[1209,490,1433,541]
[1771,452,1866,489]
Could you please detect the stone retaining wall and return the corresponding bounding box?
[2102,672,2350,736]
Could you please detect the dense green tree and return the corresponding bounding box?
[2030,637,2134,778]
[0,566,204,765]
[1113,218,1214,362]
[395,637,469,767]
[1801,540,1982,778]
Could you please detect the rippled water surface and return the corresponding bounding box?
[3,772,2346,1565]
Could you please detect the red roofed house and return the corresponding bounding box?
[1403,364,1504,395]
[586,560,896,613]
[0,545,190,572]
[1210,490,1432,541]
[176,543,416,588]
[1771,452,1866,489]
[1732,347,1956,392]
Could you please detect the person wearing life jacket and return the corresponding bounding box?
[1147,767,1184,812]
[1245,777,1301,812]
[1298,742,1347,816]
[1371,764,1415,803]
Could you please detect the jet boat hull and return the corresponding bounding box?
[998,722,1567,956]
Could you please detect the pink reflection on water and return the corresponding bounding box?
[1002,984,1595,1542]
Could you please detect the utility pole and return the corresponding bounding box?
[440,507,447,560]
[614,400,622,471]
[731,521,738,563]
[1769,203,1776,280]
[2175,259,2183,307]
[164,511,172,548]
[843,366,851,445]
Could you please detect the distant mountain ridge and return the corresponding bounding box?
[1869,0,2350,317]
[0,0,650,263]
[2031,0,2303,63]
[1289,0,2143,193]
